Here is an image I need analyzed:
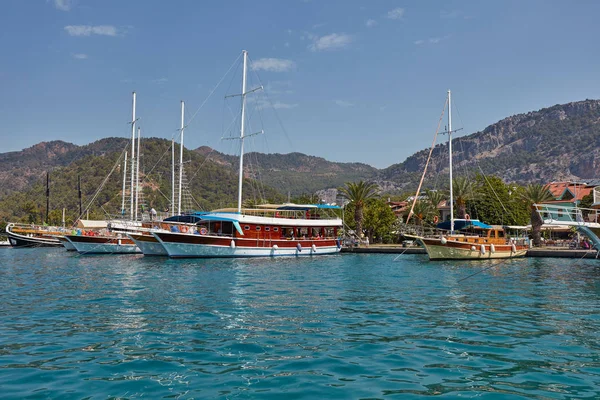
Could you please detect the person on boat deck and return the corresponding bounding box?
[150,207,157,220]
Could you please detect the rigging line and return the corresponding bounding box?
[406,97,448,224]
[186,52,243,128]
[247,55,294,151]
[478,164,511,215]
[78,147,127,221]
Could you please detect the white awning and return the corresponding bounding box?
[76,219,108,229]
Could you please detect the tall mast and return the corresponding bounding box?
[448,90,454,233]
[178,100,185,215]
[171,137,175,216]
[237,50,248,213]
[46,171,50,225]
[135,126,141,220]
[121,152,128,217]
[78,174,83,219]
[129,91,137,221]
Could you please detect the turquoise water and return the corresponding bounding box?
[0,249,599,399]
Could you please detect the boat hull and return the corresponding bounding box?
[153,231,341,258]
[56,236,77,251]
[6,225,63,248]
[65,235,141,254]
[414,237,528,260]
[126,233,167,256]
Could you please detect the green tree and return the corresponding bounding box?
[405,198,436,226]
[362,198,397,243]
[452,176,474,219]
[519,183,554,246]
[466,175,529,225]
[425,189,446,219]
[338,181,379,237]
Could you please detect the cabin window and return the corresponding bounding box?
[325,227,334,238]
[244,225,250,231]
[498,230,505,238]
[255,226,261,231]
[273,227,279,232]
[265,227,270,232]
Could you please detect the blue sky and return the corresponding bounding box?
[1,0,600,168]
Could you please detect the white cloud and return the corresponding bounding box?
[251,58,295,72]
[386,8,405,20]
[414,36,448,45]
[366,19,377,28]
[151,77,168,84]
[309,33,352,52]
[250,98,298,110]
[72,53,88,59]
[335,100,354,107]
[272,101,298,109]
[53,0,73,11]
[284,42,290,48]
[64,25,118,37]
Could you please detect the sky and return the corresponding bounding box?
[1,0,600,168]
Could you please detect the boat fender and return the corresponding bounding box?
[296,243,302,252]
[440,236,447,245]
[230,240,236,249]
[433,215,439,224]
[480,244,486,255]
[511,243,517,253]
[490,244,496,253]
[117,239,122,246]
[311,244,317,252]
[272,244,278,250]
[471,245,476,251]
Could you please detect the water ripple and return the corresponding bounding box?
[0,249,599,398]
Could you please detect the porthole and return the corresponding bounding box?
[244,225,250,230]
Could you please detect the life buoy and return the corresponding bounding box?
[199,227,208,235]
[433,215,439,224]
[465,214,471,220]
[180,225,188,233]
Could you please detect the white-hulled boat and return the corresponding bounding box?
[150,51,342,258]
[406,90,528,261]
[153,205,342,258]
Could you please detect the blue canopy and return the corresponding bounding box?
[436,219,493,231]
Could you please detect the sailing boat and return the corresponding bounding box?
[64,92,141,254]
[6,172,65,248]
[406,90,529,260]
[126,100,191,256]
[151,50,343,258]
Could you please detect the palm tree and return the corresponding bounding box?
[519,183,554,246]
[339,181,379,238]
[408,198,436,226]
[452,177,473,218]
[425,189,446,219]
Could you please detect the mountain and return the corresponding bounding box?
[194,146,378,197]
[3,99,600,223]
[377,99,600,191]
